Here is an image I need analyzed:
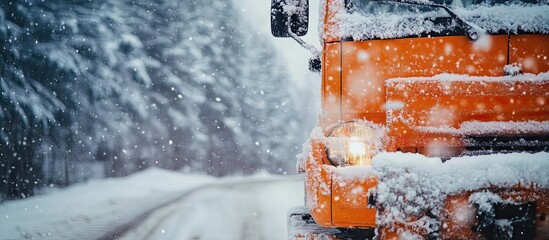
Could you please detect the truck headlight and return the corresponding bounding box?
[325,121,383,166]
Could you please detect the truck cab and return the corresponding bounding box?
[272,0,549,239]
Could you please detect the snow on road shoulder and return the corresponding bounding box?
[0,168,214,240]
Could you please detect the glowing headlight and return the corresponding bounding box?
[325,121,383,166]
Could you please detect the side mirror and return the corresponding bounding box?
[271,0,309,37]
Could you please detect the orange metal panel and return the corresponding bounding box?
[306,141,378,228]
[510,35,549,74]
[321,42,342,127]
[340,36,508,123]
[331,173,377,227]
[386,79,549,153]
[306,141,333,226]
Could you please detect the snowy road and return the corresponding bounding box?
[114,178,303,240]
[0,169,303,240]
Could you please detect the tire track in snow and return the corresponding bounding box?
[97,183,211,240]
[99,176,302,240]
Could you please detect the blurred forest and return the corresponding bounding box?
[0,0,309,200]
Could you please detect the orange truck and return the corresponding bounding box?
[271,0,549,239]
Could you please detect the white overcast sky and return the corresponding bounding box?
[234,0,321,89]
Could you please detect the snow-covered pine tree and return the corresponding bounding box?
[0,0,305,200]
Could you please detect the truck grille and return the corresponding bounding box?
[475,202,536,240]
[464,134,549,154]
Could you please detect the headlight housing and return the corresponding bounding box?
[325,121,384,166]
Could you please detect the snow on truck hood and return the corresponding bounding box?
[334,4,549,40]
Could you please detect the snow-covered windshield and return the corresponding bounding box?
[348,0,548,15]
[339,0,549,40]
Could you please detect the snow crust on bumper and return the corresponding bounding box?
[373,151,549,193]
[372,151,549,237]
